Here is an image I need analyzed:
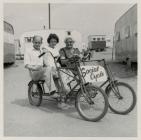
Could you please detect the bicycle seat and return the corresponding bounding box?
[38,80,45,83]
[28,80,45,85]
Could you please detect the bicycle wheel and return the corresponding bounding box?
[107,82,136,114]
[76,84,108,122]
[28,82,43,106]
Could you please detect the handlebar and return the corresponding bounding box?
[81,58,106,63]
[60,57,106,64]
[55,52,107,67]
[82,53,90,60]
[67,53,91,62]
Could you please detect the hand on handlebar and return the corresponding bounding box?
[68,54,81,62]
[68,53,90,62]
[81,53,90,61]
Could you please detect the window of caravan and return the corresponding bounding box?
[93,38,96,41]
[97,38,100,41]
[124,26,130,38]
[25,37,33,43]
[115,32,120,41]
[133,24,137,37]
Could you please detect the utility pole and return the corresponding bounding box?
[48,3,51,29]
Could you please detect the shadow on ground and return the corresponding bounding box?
[11,97,81,120]
[4,63,18,69]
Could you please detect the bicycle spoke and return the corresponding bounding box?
[107,82,136,114]
[28,83,42,106]
[76,84,108,121]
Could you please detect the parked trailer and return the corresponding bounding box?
[88,35,106,52]
[4,21,15,64]
[114,4,137,67]
[20,29,82,56]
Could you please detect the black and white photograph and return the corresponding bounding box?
[1,0,139,138]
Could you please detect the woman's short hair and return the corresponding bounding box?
[47,33,59,43]
[64,36,75,43]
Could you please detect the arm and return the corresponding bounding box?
[43,51,54,67]
[74,48,83,58]
[24,51,42,71]
[59,48,69,65]
[25,64,42,71]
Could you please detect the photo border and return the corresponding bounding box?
[0,0,140,140]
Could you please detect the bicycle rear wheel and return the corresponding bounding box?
[107,82,136,114]
[76,84,108,122]
[28,82,43,106]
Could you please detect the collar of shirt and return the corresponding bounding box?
[44,46,59,57]
[32,48,42,53]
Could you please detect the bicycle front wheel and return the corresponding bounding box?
[28,82,43,106]
[107,82,136,114]
[76,84,108,122]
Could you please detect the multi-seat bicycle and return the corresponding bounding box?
[28,55,136,122]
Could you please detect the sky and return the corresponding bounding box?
[4,3,135,43]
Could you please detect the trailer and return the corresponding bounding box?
[4,21,15,64]
[88,35,106,52]
[114,4,137,68]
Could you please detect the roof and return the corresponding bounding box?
[115,4,137,26]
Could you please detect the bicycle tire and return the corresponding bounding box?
[28,82,43,106]
[107,82,136,114]
[76,84,108,122]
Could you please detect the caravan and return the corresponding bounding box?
[114,4,137,67]
[4,21,15,64]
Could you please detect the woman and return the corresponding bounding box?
[59,36,81,61]
[59,36,82,92]
[43,34,70,109]
[42,33,60,94]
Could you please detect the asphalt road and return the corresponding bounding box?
[4,49,137,137]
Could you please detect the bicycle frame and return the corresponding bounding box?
[56,60,90,100]
[28,56,136,117]
[39,55,121,99]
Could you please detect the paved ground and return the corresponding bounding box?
[4,48,137,137]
